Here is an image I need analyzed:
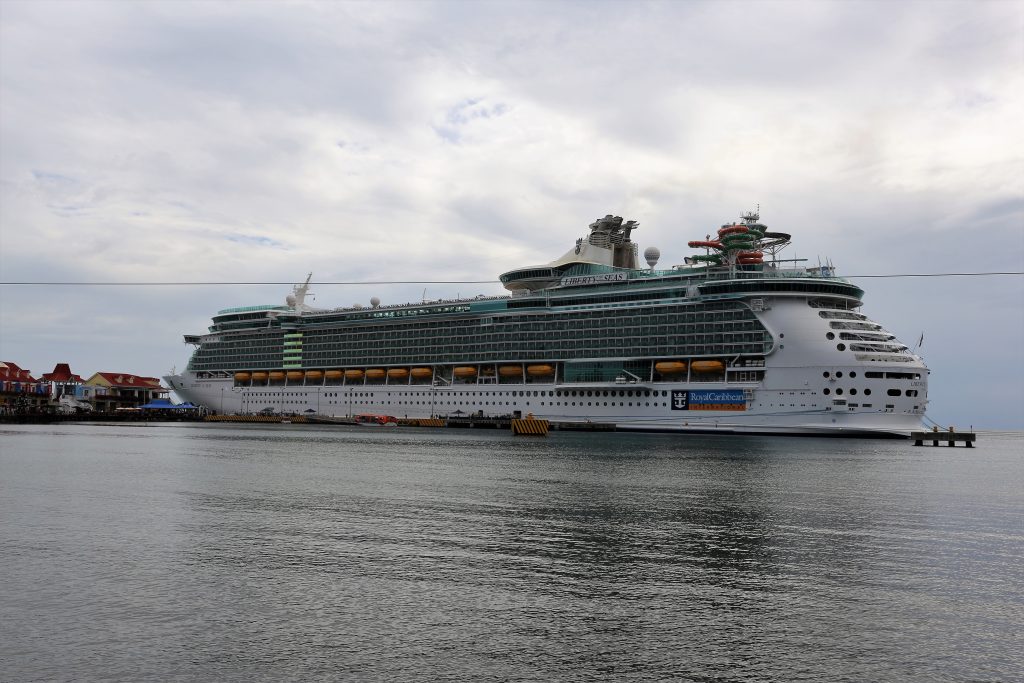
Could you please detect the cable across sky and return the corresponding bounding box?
[0,272,1022,286]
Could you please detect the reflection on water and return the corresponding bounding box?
[1,424,1021,681]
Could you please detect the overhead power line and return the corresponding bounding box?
[0,272,1021,286]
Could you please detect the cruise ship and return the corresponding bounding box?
[165,212,928,436]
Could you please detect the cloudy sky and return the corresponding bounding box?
[1,0,1022,428]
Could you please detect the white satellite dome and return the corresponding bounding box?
[370,296,381,308]
[644,246,661,268]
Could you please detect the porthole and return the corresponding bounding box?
[823,388,831,395]
[849,371,857,378]
[826,332,835,340]
[887,389,901,396]
[836,388,844,395]
[836,371,843,378]
[850,388,857,396]
[823,371,830,378]
[837,343,846,351]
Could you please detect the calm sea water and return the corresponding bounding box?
[1,423,1021,682]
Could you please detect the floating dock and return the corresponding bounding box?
[911,430,976,447]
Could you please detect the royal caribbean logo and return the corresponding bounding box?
[672,389,746,411]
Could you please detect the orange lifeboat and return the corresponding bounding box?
[411,367,433,379]
[655,361,687,375]
[234,372,251,383]
[305,370,323,381]
[387,368,409,380]
[453,366,477,378]
[526,364,555,377]
[251,372,268,382]
[286,371,304,381]
[691,360,725,373]
[325,370,344,380]
[365,368,386,380]
[269,371,286,381]
[499,365,523,377]
[344,369,363,380]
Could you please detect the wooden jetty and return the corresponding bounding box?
[911,430,976,447]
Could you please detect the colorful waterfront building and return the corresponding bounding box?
[0,362,49,412]
[83,372,168,411]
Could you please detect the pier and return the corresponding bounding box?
[911,430,976,447]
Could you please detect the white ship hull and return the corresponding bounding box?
[166,310,928,440]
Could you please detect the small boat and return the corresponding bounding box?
[344,369,363,380]
[691,360,725,373]
[365,369,386,380]
[305,370,324,381]
[499,365,523,377]
[453,366,477,378]
[269,371,286,381]
[387,368,409,380]
[655,361,687,374]
[234,372,251,382]
[286,370,304,381]
[526,364,555,376]
[325,369,344,380]
[411,367,433,379]
[251,371,269,382]
[354,414,399,426]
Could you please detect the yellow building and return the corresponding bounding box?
[84,372,168,411]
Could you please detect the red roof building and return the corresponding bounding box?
[40,363,84,383]
[84,372,168,410]
[1,361,48,411]
[0,361,37,383]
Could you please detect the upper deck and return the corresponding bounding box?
[205,211,859,333]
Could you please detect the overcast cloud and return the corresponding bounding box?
[1,0,1022,428]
